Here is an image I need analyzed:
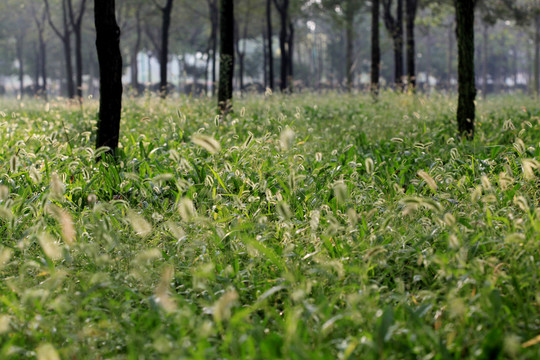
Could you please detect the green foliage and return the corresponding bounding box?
[1,93,540,358]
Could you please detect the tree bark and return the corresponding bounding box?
[131,4,143,94]
[16,34,25,98]
[455,0,477,139]
[371,0,380,96]
[382,0,404,91]
[447,19,454,90]
[218,0,235,113]
[67,0,87,101]
[208,0,219,96]
[158,0,174,98]
[44,0,75,99]
[274,0,291,92]
[345,5,354,92]
[482,22,487,97]
[95,0,123,155]
[266,0,275,91]
[535,15,539,97]
[405,0,417,91]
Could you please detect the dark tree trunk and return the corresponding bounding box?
[266,0,275,91]
[371,0,380,96]
[263,28,268,88]
[455,0,477,139]
[218,0,235,113]
[95,0,123,154]
[382,0,404,91]
[274,0,291,92]
[405,0,417,90]
[158,0,174,98]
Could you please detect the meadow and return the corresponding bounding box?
[0,91,540,359]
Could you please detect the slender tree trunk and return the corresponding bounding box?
[371,0,380,96]
[455,0,476,139]
[447,19,454,91]
[405,0,417,91]
[535,15,539,97]
[74,30,83,99]
[274,0,291,92]
[266,0,274,91]
[131,5,142,94]
[426,28,432,90]
[288,21,294,90]
[218,0,235,113]
[263,28,268,88]
[16,35,25,98]
[382,0,404,91]
[159,0,174,98]
[95,0,123,155]
[482,22,488,97]
[345,9,354,92]
[209,0,218,96]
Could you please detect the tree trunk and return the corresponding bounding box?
[455,0,476,139]
[266,0,274,91]
[447,19,454,91]
[405,0,417,91]
[209,0,218,96]
[482,22,488,97]
[159,0,174,98]
[382,0,404,91]
[16,35,25,99]
[95,0,123,155]
[274,0,291,92]
[218,0,235,113]
[345,7,354,92]
[371,0,380,96]
[535,15,539,97]
[67,0,88,101]
[288,20,294,90]
[131,5,142,94]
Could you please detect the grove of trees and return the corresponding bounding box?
[0,0,538,142]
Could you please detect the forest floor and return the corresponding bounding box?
[0,92,540,359]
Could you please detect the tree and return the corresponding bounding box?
[30,2,49,99]
[273,0,293,92]
[318,0,362,92]
[218,0,234,113]
[95,0,123,154]
[44,0,75,99]
[382,0,404,91]
[153,0,174,98]
[67,0,88,101]
[405,0,418,90]
[454,0,477,139]
[266,0,275,91]
[371,0,380,96]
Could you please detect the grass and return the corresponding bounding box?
[0,91,540,359]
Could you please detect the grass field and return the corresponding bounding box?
[1,91,540,359]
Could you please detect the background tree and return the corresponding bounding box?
[273,0,293,92]
[95,0,123,154]
[371,0,381,96]
[67,0,87,101]
[218,0,234,112]
[455,0,477,139]
[405,0,418,89]
[382,0,404,90]
[44,0,75,99]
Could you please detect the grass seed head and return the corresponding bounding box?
[276,200,292,220]
[36,343,60,360]
[0,315,10,334]
[333,181,348,204]
[127,210,153,238]
[280,127,296,151]
[0,185,8,201]
[155,265,177,313]
[50,173,64,200]
[178,198,197,222]
[417,170,438,192]
[213,290,239,324]
[39,233,63,261]
[365,158,374,175]
[192,134,221,154]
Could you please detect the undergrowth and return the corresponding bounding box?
[0,91,540,359]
